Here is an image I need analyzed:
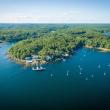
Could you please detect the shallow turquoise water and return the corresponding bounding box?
[0,42,110,110]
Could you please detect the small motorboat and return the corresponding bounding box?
[32,66,46,71]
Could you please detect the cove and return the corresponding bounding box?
[0,42,110,110]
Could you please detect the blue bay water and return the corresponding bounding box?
[104,32,110,37]
[0,42,110,110]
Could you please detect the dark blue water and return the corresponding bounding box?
[1,42,110,110]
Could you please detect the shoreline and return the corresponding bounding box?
[8,53,50,66]
[97,47,110,52]
[8,53,70,66]
[85,45,110,52]
[8,45,110,66]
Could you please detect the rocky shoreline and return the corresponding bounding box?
[8,52,71,66]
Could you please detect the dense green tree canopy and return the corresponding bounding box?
[0,24,110,62]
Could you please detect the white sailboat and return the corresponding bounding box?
[66,70,69,76]
[98,64,101,68]
[50,74,54,77]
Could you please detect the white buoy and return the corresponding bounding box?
[104,72,106,76]
[50,74,53,77]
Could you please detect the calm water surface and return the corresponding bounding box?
[0,42,110,110]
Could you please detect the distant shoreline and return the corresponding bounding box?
[97,47,110,52]
[85,45,110,52]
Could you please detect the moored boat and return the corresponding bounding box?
[32,58,46,71]
[32,66,46,71]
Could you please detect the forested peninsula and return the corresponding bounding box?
[0,24,110,64]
